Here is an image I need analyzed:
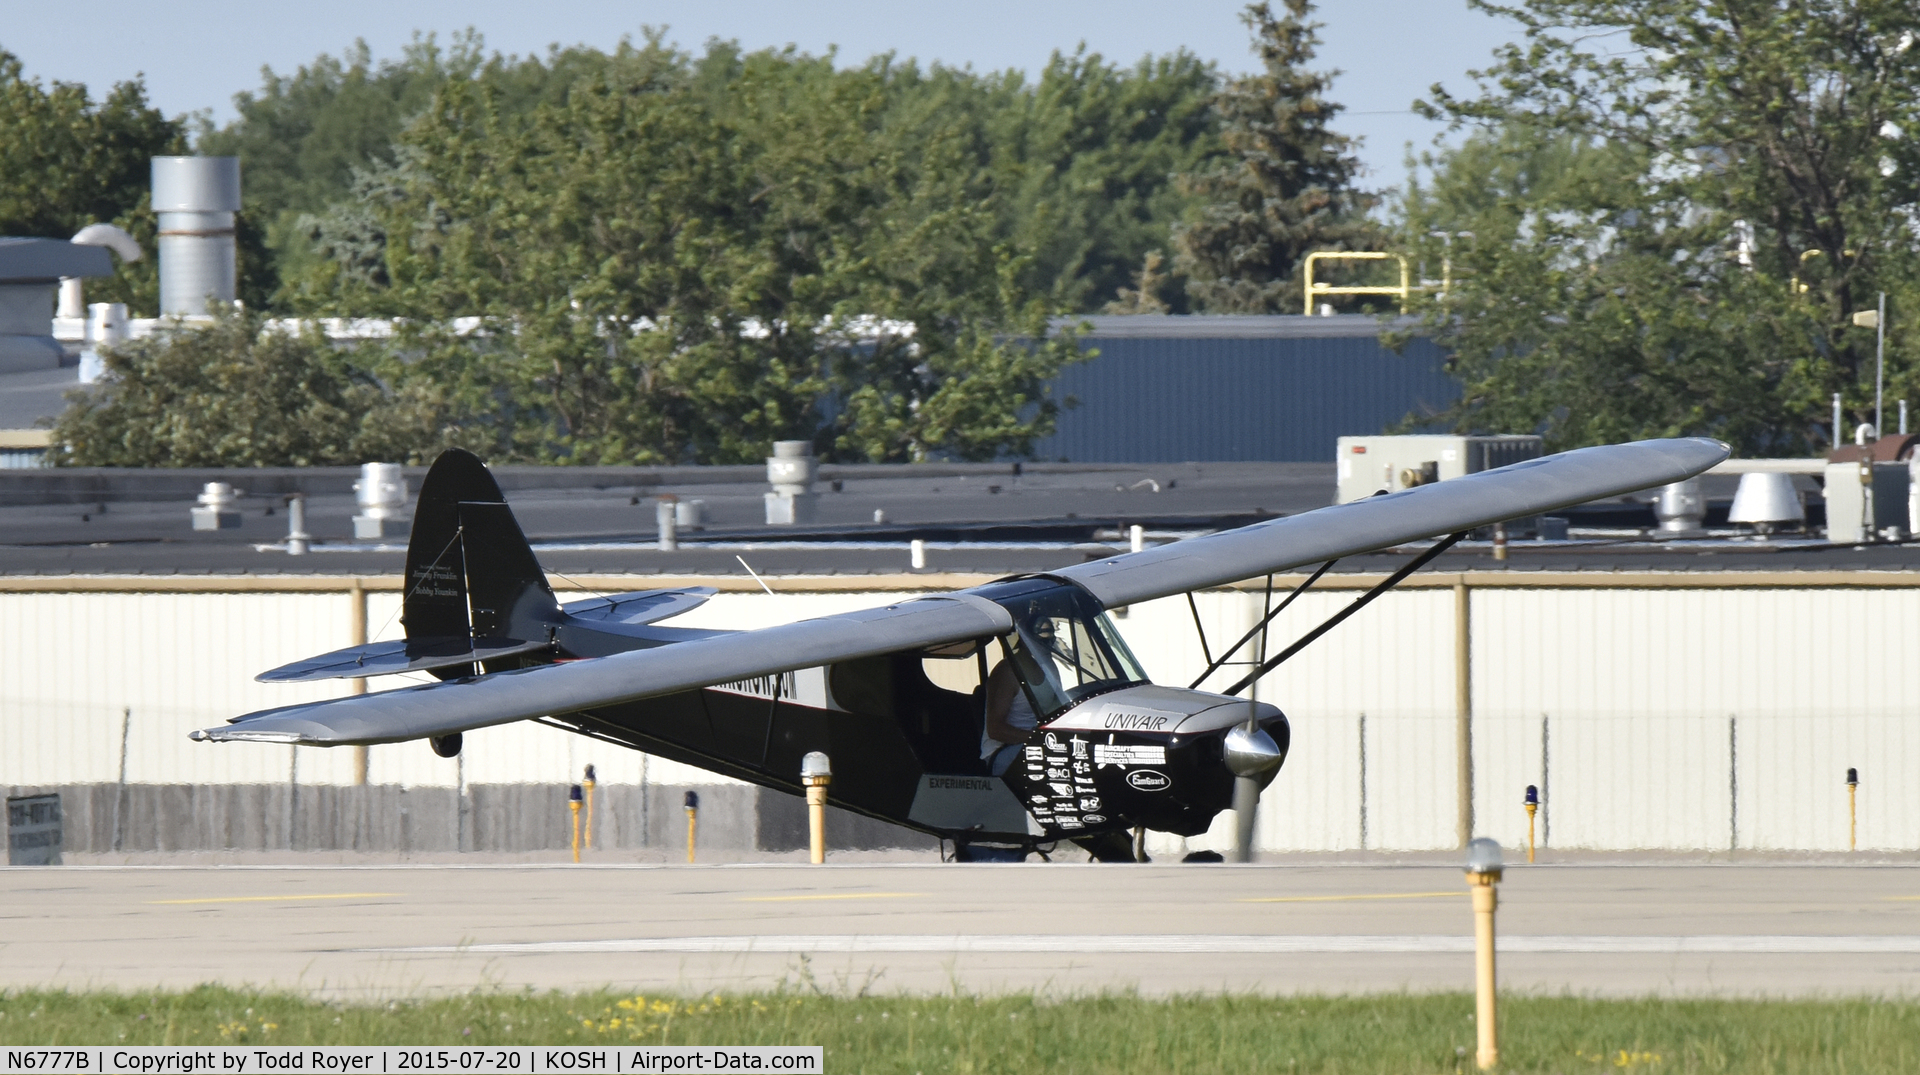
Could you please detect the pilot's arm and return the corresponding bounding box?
[984,661,1027,745]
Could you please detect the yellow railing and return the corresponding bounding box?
[1303,251,1411,315]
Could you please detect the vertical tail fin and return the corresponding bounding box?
[403,450,559,667]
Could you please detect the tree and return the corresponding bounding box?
[1410,0,1920,453]
[52,306,444,467]
[212,33,1224,316]
[983,48,1224,311]
[0,51,185,315]
[286,40,1084,464]
[197,32,593,309]
[1173,1,1375,314]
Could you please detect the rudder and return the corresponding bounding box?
[403,450,559,673]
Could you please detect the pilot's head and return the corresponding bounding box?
[1021,602,1058,643]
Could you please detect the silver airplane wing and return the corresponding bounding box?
[1052,437,1729,609]
[193,594,1012,746]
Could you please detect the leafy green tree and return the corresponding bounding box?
[0,51,184,314]
[33,31,1227,465]
[287,40,1084,464]
[213,33,1223,315]
[1173,1,1376,314]
[51,306,445,466]
[984,49,1224,311]
[197,34,481,309]
[1409,0,1920,453]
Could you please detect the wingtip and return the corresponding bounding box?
[1687,436,1735,469]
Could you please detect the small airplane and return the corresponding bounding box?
[194,438,1727,860]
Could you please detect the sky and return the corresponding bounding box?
[2,0,1521,189]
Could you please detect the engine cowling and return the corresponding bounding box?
[1001,684,1288,837]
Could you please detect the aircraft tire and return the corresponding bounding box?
[1072,830,1140,863]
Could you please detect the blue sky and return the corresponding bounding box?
[3,0,1520,189]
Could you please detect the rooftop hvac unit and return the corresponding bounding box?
[1334,435,1544,505]
[1823,461,1909,543]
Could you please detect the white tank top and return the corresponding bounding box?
[981,689,1038,758]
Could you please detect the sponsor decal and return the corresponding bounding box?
[1126,769,1173,792]
[1018,728,1118,837]
[1094,743,1168,768]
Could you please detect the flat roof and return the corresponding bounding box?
[1,460,1912,581]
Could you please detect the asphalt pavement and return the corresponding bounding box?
[4,862,1918,998]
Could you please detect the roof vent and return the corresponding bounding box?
[1728,472,1805,534]
[152,157,240,317]
[190,482,241,530]
[1653,478,1706,534]
[352,462,409,540]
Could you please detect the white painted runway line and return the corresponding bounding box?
[371,934,1920,955]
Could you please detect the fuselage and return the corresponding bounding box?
[539,575,1289,847]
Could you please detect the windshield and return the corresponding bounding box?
[994,583,1148,715]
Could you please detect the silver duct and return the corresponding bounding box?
[152,157,240,316]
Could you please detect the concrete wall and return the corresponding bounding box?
[4,575,1917,854]
[6,782,931,856]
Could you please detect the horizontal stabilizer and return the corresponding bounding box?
[255,636,552,683]
[561,587,716,628]
[196,593,1013,746]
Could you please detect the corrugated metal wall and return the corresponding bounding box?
[3,581,1913,853]
[1032,332,1459,463]
[0,589,916,794]
[1469,587,1920,853]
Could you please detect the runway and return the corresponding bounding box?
[5,862,1920,998]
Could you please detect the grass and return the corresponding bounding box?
[2,987,1918,1073]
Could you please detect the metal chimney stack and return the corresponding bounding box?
[151,157,241,316]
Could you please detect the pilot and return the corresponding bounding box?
[981,612,1059,774]
[982,661,1034,775]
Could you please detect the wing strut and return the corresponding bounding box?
[759,672,788,766]
[1188,559,1339,690]
[1221,531,1466,697]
